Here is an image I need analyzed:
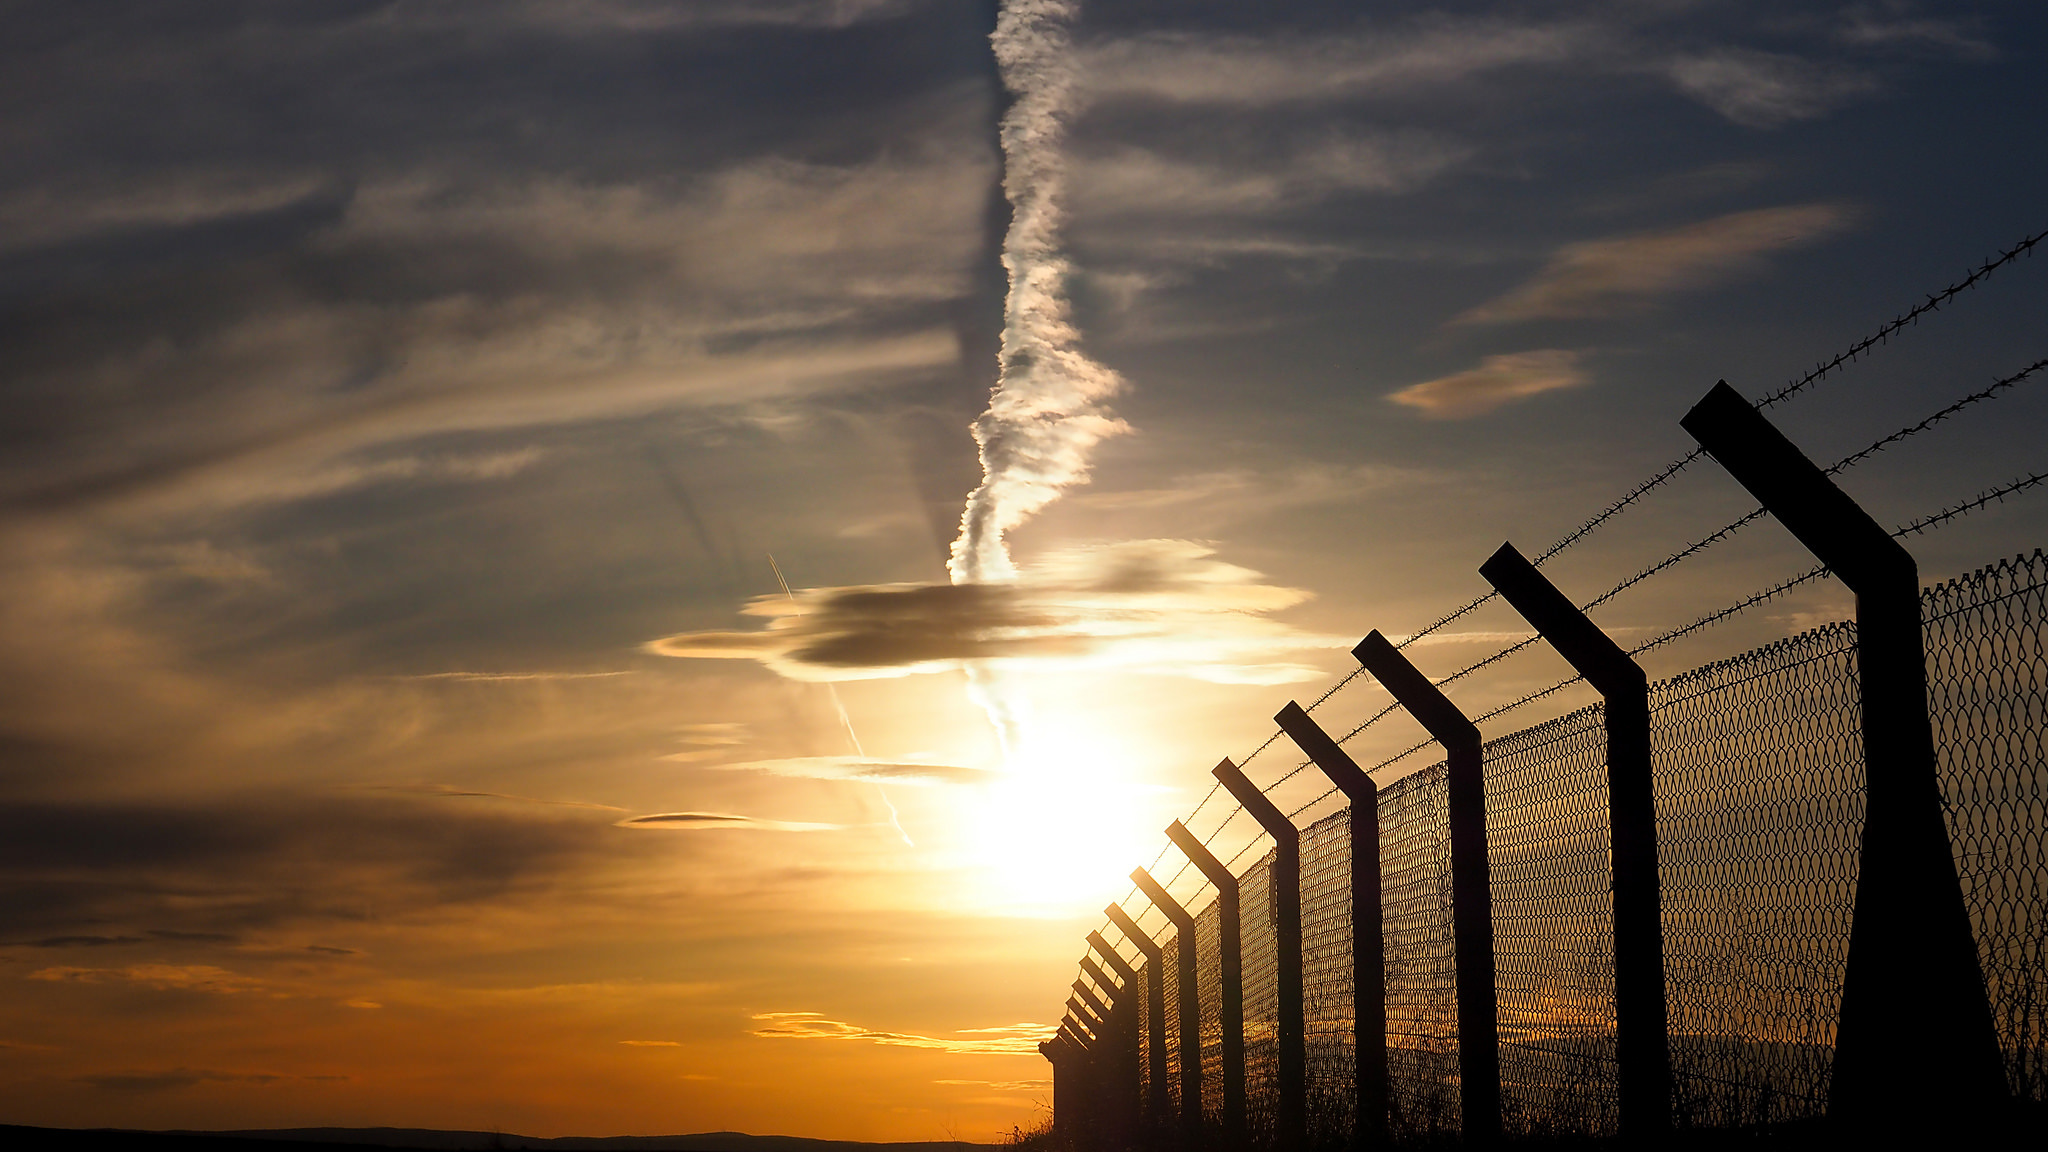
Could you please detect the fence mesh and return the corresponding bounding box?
[1125,550,2048,1141]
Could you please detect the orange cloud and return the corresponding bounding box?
[1452,204,1858,325]
[749,1013,1056,1055]
[1388,350,1586,419]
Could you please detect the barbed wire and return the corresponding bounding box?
[1093,227,2045,974]
[1358,465,2048,782]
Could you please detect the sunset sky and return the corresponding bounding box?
[2,0,2046,1142]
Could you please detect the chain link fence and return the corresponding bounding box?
[1122,550,2047,1142]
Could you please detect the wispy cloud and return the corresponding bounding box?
[1079,20,1597,106]
[613,812,844,833]
[1072,133,1468,218]
[703,757,995,786]
[1453,205,1859,325]
[751,1013,1055,1055]
[647,539,1343,685]
[28,964,270,995]
[1665,50,1878,128]
[362,783,626,812]
[1389,350,1588,419]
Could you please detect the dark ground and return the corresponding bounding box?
[0,1129,992,1152]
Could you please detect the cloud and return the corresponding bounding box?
[1079,20,1596,106]
[750,1012,1055,1055]
[363,783,626,812]
[28,964,271,995]
[935,1079,1052,1091]
[73,1067,329,1092]
[1072,133,1469,218]
[1665,50,1878,128]
[647,539,1344,685]
[1452,205,1859,325]
[702,757,996,786]
[620,1039,681,1047]
[1388,350,1588,419]
[612,812,844,833]
[1835,8,1995,58]
[1,153,986,517]
[700,750,995,783]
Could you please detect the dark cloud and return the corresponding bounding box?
[0,796,619,941]
[74,1068,291,1092]
[648,539,1338,684]
[614,812,844,833]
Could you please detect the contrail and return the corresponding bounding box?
[952,0,1125,756]
[771,554,913,846]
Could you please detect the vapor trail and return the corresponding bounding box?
[953,1,1125,758]
[771,554,913,846]
[951,0,1126,586]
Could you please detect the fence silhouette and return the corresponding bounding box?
[1072,551,2047,1145]
[1041,229,2048,1146]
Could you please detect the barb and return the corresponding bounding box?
[1826,359,2048,476]
[1754,229,2047,409]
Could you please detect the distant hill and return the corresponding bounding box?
[2,1127,994,1152]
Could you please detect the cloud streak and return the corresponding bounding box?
[647,539,1341,685]
[1389,350,1588,419]
[701,757,996,786]
[951,1,1127,586]
[751,1013,1056,1055]
[1453,205,1859,325]
[612,812,844,833]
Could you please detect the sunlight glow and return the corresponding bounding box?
[966,717,1163,915]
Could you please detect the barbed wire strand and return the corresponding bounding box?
[1093,228,2044,968]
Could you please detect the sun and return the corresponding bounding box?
[965,719,1163,915]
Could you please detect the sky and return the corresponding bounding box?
[1,0,2045,1141]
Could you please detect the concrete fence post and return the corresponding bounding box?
[1353,631,1501,1146]
[1132,866,1205,1144]
[1104,907,1174,1130]
[1682,381,2005,1130]
[1276,700,1389,1148]
[1213,756,1306,1152]
[1480,543,1671,1137]
[1166,819,1246,1140]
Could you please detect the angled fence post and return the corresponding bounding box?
[1043,1038,1073,1142]
[1213,756,1306,1152]
[1681,382,2005,1126]
[1277,700,1389,1148]
[1133,866,1205,1143]
[1104,908,1174,1129]
[1353,631,1501,1146]
[1072,996,1110,1045]
[1167,819,1246,1139]
[1088,935,1147,1138]
[1078,965,1139,1147]
[1075,976,1115,1026]
[1480,543,1672,1137]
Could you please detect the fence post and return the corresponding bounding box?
[1213,756,1306,1152]
[1072,996,1111,1045]
[1276,700,1389,1148]
[1681,381,2005,1127]
[1133,866,1205,1144]
[1353,631,1501,1146]
[1480,543,1672,1137]
[1167,819,1246,1140]
[1076,976,1115,1026]
[1104,908,1174,1130]
[1088,936,1147,1139]
[1044,1038,1073,1143]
